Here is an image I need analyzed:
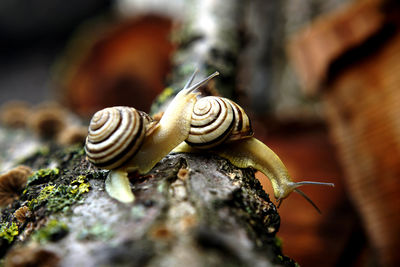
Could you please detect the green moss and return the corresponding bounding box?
[39,168,60,176]
[85,170,107,180]
[32,219,69,244]
[64,145,86,161]
[0,222,19,243]
[38,185,56,201]
[47,177,91,213]
[65,145,85,155]
[27,168,60,186]
[27,175,91,213]
[77,147,85,157]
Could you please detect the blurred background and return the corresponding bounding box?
[0,0,399,266]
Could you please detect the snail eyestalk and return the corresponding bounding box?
[183,71,219,95]
[171,92,334,212]
[277,199,283,209]
[183,69,198,90]
[85,71,220,203]
[175,136,335,212]
[214,137,335,204]
[126,72,219,174]
[291,181,335,187]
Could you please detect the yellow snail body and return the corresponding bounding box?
[85,71,219,203]
[173,95,334,212]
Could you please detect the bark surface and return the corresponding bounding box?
[0,127,295,267]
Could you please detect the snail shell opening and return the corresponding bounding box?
[85,106,149,169]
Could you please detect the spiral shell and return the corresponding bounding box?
[186,96,253,149]
[85,106,150,169]
[229,100,253,141]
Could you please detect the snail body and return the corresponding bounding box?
[173,95,334,211]
[85,70,333,209]
[85,71,219,203]
[123,71,219,174]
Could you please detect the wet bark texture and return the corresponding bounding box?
[0,127,295,267]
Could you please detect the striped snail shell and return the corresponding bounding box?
[85,106,152,170]
[186,96,253,149]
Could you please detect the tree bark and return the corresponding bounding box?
[149,0,244,115]
[0,126,295,266]
[0,1,297,265]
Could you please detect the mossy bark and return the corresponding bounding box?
[0,126,295,266]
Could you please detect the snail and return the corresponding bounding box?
[85,71,219,203]
[173,83,334,212]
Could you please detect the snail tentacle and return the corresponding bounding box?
[213,137,334,212]
[293,189,321,214]
[183,71,219,95]
[173,94,334,212]
[175,137,334,213]
[183,69,198,90]
[85,71,219,203]
[125,72,219,174]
